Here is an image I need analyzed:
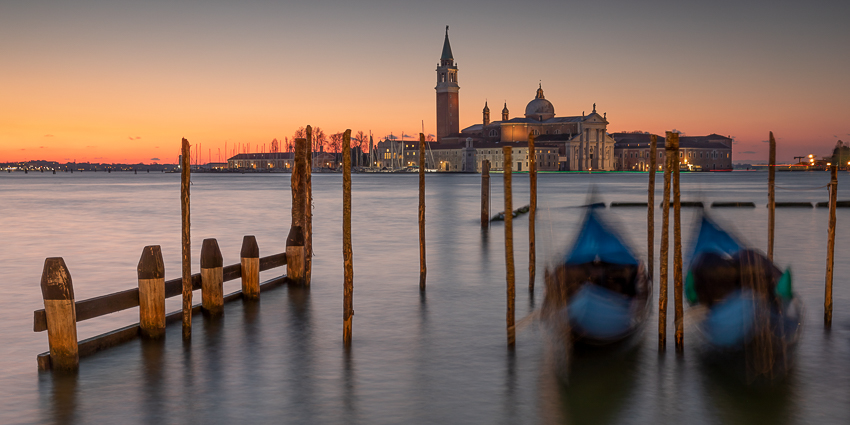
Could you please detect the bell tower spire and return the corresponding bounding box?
[436,26,459,142]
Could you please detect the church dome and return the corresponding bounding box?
[524,84,554,121]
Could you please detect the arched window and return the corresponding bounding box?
[554,130,560,134]
[489,129,498,137]
[532,130,539,136]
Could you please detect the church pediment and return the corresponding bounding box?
[584,112,608,124]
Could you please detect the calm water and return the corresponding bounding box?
[1,171,849,424]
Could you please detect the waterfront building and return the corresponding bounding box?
[434,29,616,171]
[227,152,293,170]
[611,133,733,171]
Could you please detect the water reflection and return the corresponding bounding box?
[502,349,519,425]
[537,329,643,425]
[561,345,642,425]
[286,285,315,421]
[700,360,797,425]
[42,369,78,424]
[140,338,165,425]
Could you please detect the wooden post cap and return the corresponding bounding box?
[200,238,223,268]
[137,245,164,279]
[286,226,305,247]
[41,258,74,301]
[241,235,259,258]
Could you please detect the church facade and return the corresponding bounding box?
[435,28,616,171]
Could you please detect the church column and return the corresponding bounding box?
[579,131,585,170]
[596,130,601,170]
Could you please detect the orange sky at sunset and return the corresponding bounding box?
[2,0,848,164]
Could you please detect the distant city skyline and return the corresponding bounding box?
[1,0,848,164]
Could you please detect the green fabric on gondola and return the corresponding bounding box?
[776,267,793,300]
[685,271,698,305]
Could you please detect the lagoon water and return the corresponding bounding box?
[1,170,849,424]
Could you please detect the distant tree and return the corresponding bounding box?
[830,140,849,168]
[312,127,326,153]
[354,131,368,166]
[270,138,279,153]
[426,133,435,142]
[292,127,306,142]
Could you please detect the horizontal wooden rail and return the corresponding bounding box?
[661,201,704,208]
[817,200,850,208]
[775,202,813,208]
[34,252,286,332]
[37,274,288,370]
[711,202,756,207]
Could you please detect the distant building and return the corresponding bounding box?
[433,28,616,171]
[227,152,293,170]
[611,133,733,171]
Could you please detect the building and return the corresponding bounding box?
[228,152,293,170]
[427,139,560,172]
[434,29,616,171]
[436,26,459,142]
[611,133,733,171]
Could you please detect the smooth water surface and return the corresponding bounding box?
[1,171,849,424]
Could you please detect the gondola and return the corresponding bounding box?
[542,209,652,346]
[686,214,802,378]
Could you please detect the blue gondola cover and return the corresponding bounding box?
[565,211,638,266]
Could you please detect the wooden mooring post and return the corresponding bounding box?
[825,164,838,328]
[529,133,537,292]
[40,258,78,370]
[138,246,165,338]
[659,134,673,351]
[241,236,260,300]
[343,130,354,345]
[201,238,224,316]
[648,135,657,283]
[180,137,192,339]
[768,132,776,261]
[481,160,490,228]
[503,146,516,348]
[669,131,684,353]
[419,133,427,291]
[287,138,308,285]
[305,126,314,286]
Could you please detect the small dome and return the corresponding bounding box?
[524,84,555,120]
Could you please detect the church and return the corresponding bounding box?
[435,27,617,171]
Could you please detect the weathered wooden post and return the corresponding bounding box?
[659,134,673,351]
[419,133,427,291]
[305,126,314,286]
[529,133,537,292]
[825,164,838,328]
[201,238,224,316]
[669,131,684,353]
[138,246,165,338]
[503,146,516,348]
[481,160,490,227]
[40,258,78,370]
[343,129,354,346]
[768,132,776,261]
[240,236,260,300]
[287,138,307,285]
[648,135,657,283]
[181,138,192,339]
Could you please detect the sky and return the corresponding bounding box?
[1,0,848,164]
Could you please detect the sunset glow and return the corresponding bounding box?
[2,0,848,164]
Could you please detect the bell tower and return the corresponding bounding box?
[436,26,459,142]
